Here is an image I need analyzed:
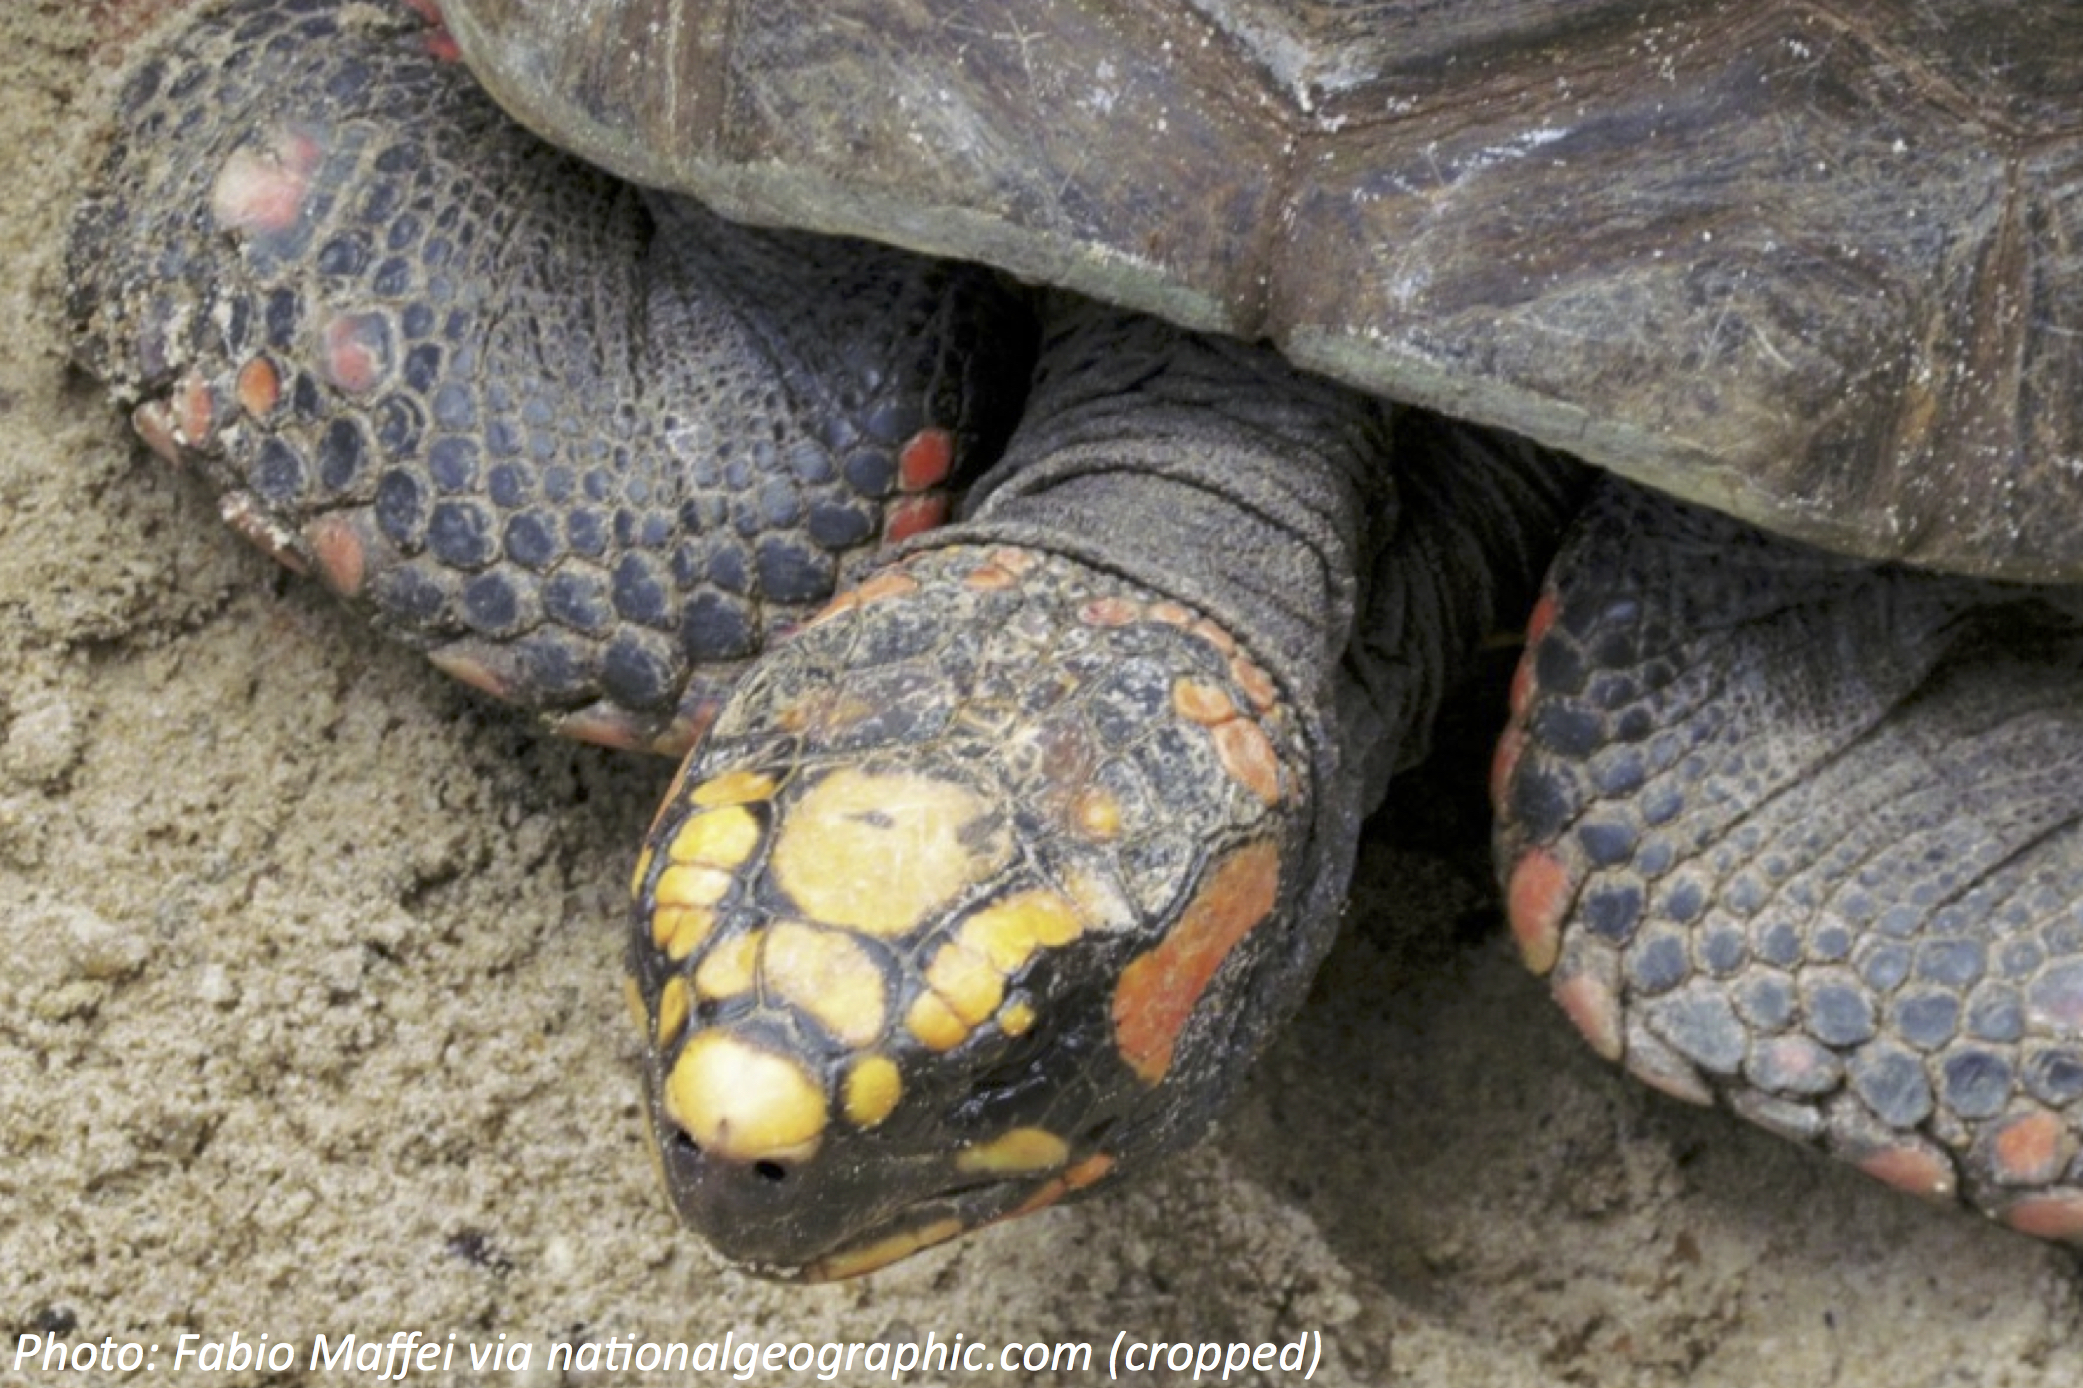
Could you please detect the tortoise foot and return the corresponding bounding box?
[67,0,1032,752]
[1497,482,2083,1240]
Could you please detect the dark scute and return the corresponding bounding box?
[1576,819,1635,867]
[842,447,896,499]
[263,287,300,348]
[1533,638,1584,696]
[565,506,609,557]
[1804,978,1877,1048]
[402,341,442,392]
[1938,1048,2012,1120]
[249,437,307,504]
[806,501,875,550]
[544,567,614,634]
[373,468,427,545]
[754,536,835,604]
[372,256,412,293]
[426,499,498,568]
[431,381,475,429]
[1507,767,1574,843]
[2024,1045,2083,1106]
[862,399,923,445]
[1889,989,1962,1051]
[612,552,673,628]
[316,231,369,278]
[1848,1044,1934,1129]
[461,570,522,633]
[372,394,422,456]
[1625,931,1690,995]
[681,590,757,661]
[427,435,479,491]
[487,462,533,509]
[316,418,367,492]
[503,512,559,570]
[1580,883,1642,942]
[372,563,450,625]
[1661,877,1705,923]
[600,634,678,711]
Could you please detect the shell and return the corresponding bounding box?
[442,0,2083,580]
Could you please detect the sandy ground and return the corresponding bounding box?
[5,6,2083,1386]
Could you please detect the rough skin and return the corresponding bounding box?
[1497,488,2083,1240]
[65,0,2083,1278]
[67,0,1032,754]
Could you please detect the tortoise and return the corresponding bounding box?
[66,0,2083,1281]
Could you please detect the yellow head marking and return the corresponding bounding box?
[664,1031,826,1164]
[1070,786,1123,839]
[842,1055,903,1129]
[925,940,1006,1026]
[955,1127,1069,1175]
[905,992,971,1052]
[654,905,716,961]
[959,890,1083,971]
[763,922,888,1048]
[694,930,761,1000]
[654,975,691,1046]
[999,999,1036,1036]
[1002,1151,1118,1222]
[690,768,778,808]
[655,863,734,910]
[804,1217,964,1282]
[669,804,762,870]
[962,559,1020,591]
[771,767,1010,937]
[852,568,921,606]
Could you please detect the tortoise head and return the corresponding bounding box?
[623,544,1316,1278]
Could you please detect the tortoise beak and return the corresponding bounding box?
[650,1106,1041,1279]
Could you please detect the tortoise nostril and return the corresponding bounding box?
[673,1129,701,1156]
[754,1160,788,1182]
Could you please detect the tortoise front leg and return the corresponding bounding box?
[1497,482,2083,1242]
[67,0,1031,755]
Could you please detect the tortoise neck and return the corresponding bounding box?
[921,303,1583,822]
[953,305,1388,728]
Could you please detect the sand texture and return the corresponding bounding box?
[4,6,2082,1384]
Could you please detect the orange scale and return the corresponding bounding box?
[1987,1111,2070,1187]
[897,428,956,491]
[304,514,367,598]
[1079,597,1141,627]
[1211,718,1282,805]
[883,494,950,542]
[2003,1190,2083,1242]
[235,356,281,416]
[1505,847,1572,976]
[1111,839,1281,1085]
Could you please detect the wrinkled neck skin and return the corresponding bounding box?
[887,300,1581,1194]
[943,300,1581,886]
